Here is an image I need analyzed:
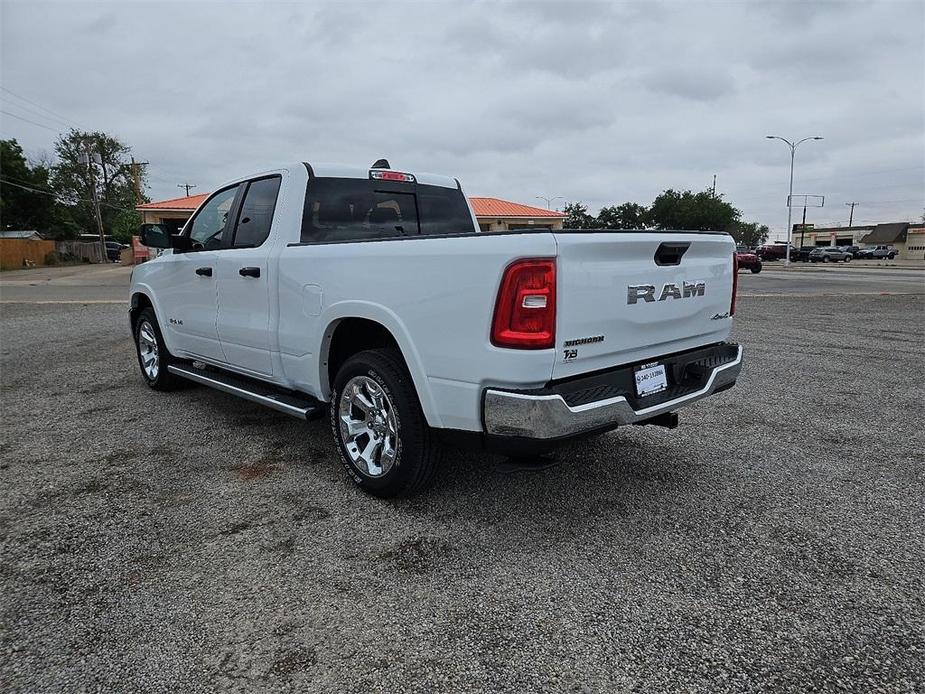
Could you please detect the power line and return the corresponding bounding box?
[0,109,60,132]
[855,199,924,206]
[145,171,179,184]
[0,176,137,212]
[732,181,924,205]
[178,182,197,196]
[0,173,57,191]
[0,99,73,131]
[0,177,58,196]
[792,165,925,184]
[0,86,86,130]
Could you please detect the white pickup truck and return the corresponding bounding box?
[131,161,743,496]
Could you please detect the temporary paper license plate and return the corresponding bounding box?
[635,362,668,397]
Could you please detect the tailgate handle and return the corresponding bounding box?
[654,242,690,266]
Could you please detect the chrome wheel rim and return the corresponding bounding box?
[338,375,398,478]
[137,320,159,380]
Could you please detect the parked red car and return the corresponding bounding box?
[736,246,762,273]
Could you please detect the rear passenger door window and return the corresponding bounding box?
[232,176,281,248]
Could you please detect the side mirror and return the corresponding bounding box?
[139,224,193,251]
[138,224,170,248]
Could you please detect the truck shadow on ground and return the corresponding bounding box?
[130,381,711,553]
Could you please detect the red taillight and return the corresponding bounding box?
[370,170,415,183]
[731,252,738,316]
[491,259,556,349]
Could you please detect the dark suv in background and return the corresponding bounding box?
[105,241,126,262]
[791,246,817,262]
[757,243,793,261]
[841,245,861,258]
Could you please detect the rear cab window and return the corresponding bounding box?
[300,174,473,243]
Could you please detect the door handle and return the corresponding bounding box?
[239,266,261,278]
[195,266,213,277]
[654,242,690,266]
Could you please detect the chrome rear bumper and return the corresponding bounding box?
[483,344,743,440]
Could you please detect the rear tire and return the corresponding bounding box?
[330,348,440,498]
[751,263,762,274]
[822,255,831,263]
[844,255,851,263]
[134,307,183,391]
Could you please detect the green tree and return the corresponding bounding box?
[562,201,596,229]
[0,139,62,233]
[111,209,143,244]
[647,189,741,231]
[729,221,769,247]
[646,188,774,245]
[597,202,649,229]
[50,129,146,239]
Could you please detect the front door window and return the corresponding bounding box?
[187,186,238,250]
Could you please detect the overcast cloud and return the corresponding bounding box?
[2,0,923,238]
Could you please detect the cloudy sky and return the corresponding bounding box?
[2,0,923,238]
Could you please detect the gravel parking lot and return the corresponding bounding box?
[1,294,923,693]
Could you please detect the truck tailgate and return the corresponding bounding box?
[552,231,735,380]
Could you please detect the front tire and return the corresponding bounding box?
[822,255,831,263]
[751,263,762,274]
[844,255,851,263]
[330,348,440,498]
[134,307,183,391]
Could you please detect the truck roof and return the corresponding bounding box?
[212,162,461,193]
[308,162,460,190]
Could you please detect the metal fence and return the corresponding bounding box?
[56,241,106,264]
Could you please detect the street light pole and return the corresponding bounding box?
[766,135,824,265]
[536,195,563,210]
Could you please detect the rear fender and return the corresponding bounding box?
[317,301,441,428]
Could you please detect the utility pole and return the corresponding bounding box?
[711,174,717,198]
[130,157,149,205]
[178,182,197,197]
[80,141,107,263]
[845,201,858,227]
[800,203,808,250]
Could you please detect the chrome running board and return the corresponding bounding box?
[168,364,322,420]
